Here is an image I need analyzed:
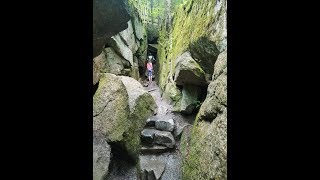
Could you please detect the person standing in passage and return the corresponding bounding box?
[146,59,153,85]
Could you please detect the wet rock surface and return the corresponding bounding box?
[139,158,166,180]
[154,130,175,148]
[155,118,175,132]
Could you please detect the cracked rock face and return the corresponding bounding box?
[93,73,130,142]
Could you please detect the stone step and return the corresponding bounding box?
[141,145,170,154]
[141,128,155,145]
[155,118,175,132]
[154,130,175,148]
[145,117,175,132]
[141,128,175,148]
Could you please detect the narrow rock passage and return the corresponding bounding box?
[106,80,195,180]
[139,81,195,180]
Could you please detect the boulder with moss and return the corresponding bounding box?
[181,107,227,180]
[93,73,157,161]
[174,51,207,86]
[189,37,220,75]
[158,0,227,92]
[181,51,227,180]
[180,85,201,115]
[162,82,182,109]
[119,76,157,158]
[93,73,130,142]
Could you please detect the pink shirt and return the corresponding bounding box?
[147,63,153,70]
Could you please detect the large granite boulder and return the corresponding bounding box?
[181,50,227,180]
[189,37,220,75]
[93,73,130,142]
[120,76,157,158]
[174,52,207,86]
[93,73,157,161]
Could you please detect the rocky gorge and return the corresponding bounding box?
[93,0,227,179]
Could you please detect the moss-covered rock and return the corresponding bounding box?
[158,0,227,91]
[209,0,227,52]
[189,36,220,75]
[93,73,130,142]
[213,50,227,80]
[174,51,207,86]
[181,107,227,180]
[198,70,227,121]
[120,76,157,159]
[93,73,157,162]
[163,82,182,102]
[178,4,227,173]
[147,24,159,43]
[93,47,133,77]
[180,85,201,114]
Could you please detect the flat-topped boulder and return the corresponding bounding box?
[155,118,175,132]
[154,131,175,148]
[141,128,175,148]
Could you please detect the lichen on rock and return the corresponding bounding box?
[120,76,157,159]
[181,107,227,180]
[93,73,130,142]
